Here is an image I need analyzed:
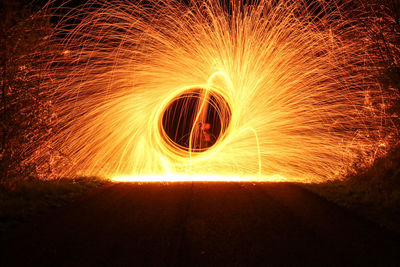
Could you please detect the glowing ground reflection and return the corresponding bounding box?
[112,174,288,182]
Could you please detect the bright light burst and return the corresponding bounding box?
[43,0,394,182]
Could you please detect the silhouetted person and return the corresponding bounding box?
[200,122,212,148]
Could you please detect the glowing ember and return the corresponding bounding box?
[41,0,394,182]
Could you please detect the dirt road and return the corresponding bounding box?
[1,182,399,266]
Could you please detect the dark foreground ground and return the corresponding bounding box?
[1,182,399,266]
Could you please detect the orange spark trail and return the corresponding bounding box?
[40,0,395,182]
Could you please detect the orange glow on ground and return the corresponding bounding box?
[112,174,288,182]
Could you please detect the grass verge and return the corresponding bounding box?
[0,176,108,233]
[301,145,400,234]
[302,179,400,234]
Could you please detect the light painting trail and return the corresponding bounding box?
[42,0,395,182]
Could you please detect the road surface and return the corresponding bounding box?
[1,182,399,266]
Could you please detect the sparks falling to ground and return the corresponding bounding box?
[41,0,395,182]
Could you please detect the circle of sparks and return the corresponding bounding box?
[39,0,395,182]
[158,86,232,156]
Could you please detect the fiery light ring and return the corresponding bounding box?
[154,81,233,159]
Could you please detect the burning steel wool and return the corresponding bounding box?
[42,0,395,182]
